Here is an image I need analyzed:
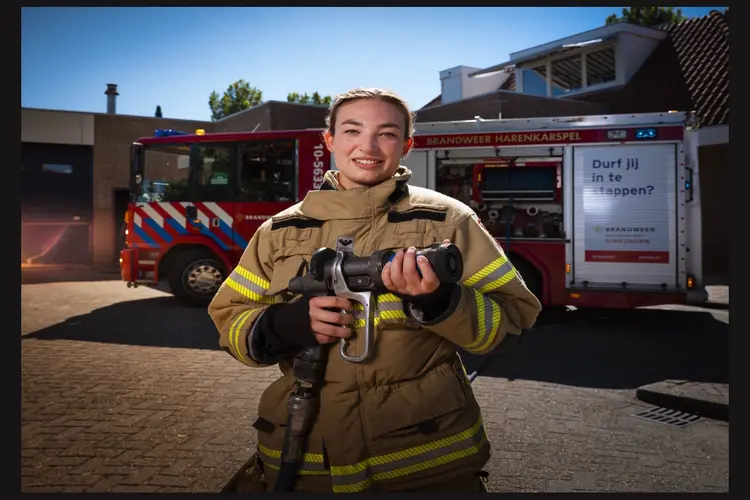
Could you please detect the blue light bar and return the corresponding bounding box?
[635,128,657,140]
[154,129,187,137]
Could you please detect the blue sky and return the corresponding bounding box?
[22,6,720,121]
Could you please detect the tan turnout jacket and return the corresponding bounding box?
[208,167,542,492]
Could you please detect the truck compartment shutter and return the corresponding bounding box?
[402,150,429,189]
[571,143,679,290]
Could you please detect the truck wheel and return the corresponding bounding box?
[168,250,226,308]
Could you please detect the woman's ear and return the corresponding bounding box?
[324,131,334,152]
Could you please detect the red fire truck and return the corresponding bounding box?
[120,111,707,310]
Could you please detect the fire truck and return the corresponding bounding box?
[120,111,707,310]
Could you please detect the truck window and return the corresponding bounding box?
[238,139,296,203]
[190,143,235,202]
[139,144,190,202]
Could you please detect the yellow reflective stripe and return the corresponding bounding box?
[262,461,330,476]
[234,264,271,289]
[257,443,329,475]
[460,291,502,354]
[464,255,518,292]
[478,266,517,293]
[257,443,325,463]
[351,294,406,328]
[228,308,258,365]
[459,256,517,353]
[329,417,487,492]
[225,265,275,304]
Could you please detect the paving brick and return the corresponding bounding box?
[146,474,196,487]
[110,484,161,492]
[161,458,200,476]
[86,475,126,492]
[21,279,729,493]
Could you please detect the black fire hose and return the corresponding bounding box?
[273,345,329,492]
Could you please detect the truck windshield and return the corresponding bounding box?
[131,143,191,202]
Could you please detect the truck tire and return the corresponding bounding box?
[168,249,226,308]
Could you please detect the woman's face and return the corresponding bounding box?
[324,98,413,189]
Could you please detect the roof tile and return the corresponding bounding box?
[422,10,728,127]
[574,10,729,126]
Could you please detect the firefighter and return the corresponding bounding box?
[207,88,542,493]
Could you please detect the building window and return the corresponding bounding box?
[521,44,617,97]
[522,66,548,97]
[42,163,73,174]
[584,46,616,86]
[551,53,583,95]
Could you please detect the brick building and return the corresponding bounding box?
[21,95,328,269]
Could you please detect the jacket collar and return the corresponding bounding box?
[299,167,411,220]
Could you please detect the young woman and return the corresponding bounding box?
[208,88,542,493]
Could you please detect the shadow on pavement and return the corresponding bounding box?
[23,295,728,390]
[459,307,728,390]
[22,266,121,285]
[24,296,220,351]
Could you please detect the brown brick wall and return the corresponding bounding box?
[211,106,272,133]
[212,102,328,133]
[268,102,328,131]
[698,143,728,285]
[92,114,209,267]
[415,91,611,123]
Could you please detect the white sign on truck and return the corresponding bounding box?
[573,143,678,287]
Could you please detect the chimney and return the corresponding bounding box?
[105,83,119,114]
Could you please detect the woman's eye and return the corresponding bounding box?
[381,132,397,138]
[343,129,359,135]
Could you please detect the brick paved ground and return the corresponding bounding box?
[21,272,729,492]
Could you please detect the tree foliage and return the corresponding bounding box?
[155,105,163,118]
[287,91,332,105]
[606,7,685,27]
[208,79,263,121]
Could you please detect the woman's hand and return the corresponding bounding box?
[381,240,451,297]
[308,296,354,344]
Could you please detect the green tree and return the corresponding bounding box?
[208,79,263,121]
[155,105,163,118]
[606,7,685,27]
[287,91,332,105]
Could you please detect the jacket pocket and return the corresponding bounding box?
[394,219,426,236]
[266,246,318,297]
[363,360,471,455]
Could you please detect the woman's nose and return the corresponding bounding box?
[358,134,380,153]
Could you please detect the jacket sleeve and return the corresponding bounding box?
[405,213,542,355]
[207,222,278,368]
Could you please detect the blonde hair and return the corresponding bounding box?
[324,88,415,140]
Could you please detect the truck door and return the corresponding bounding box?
[402,150,430,189]
[233,138,298,263]
[570,143,681,291]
